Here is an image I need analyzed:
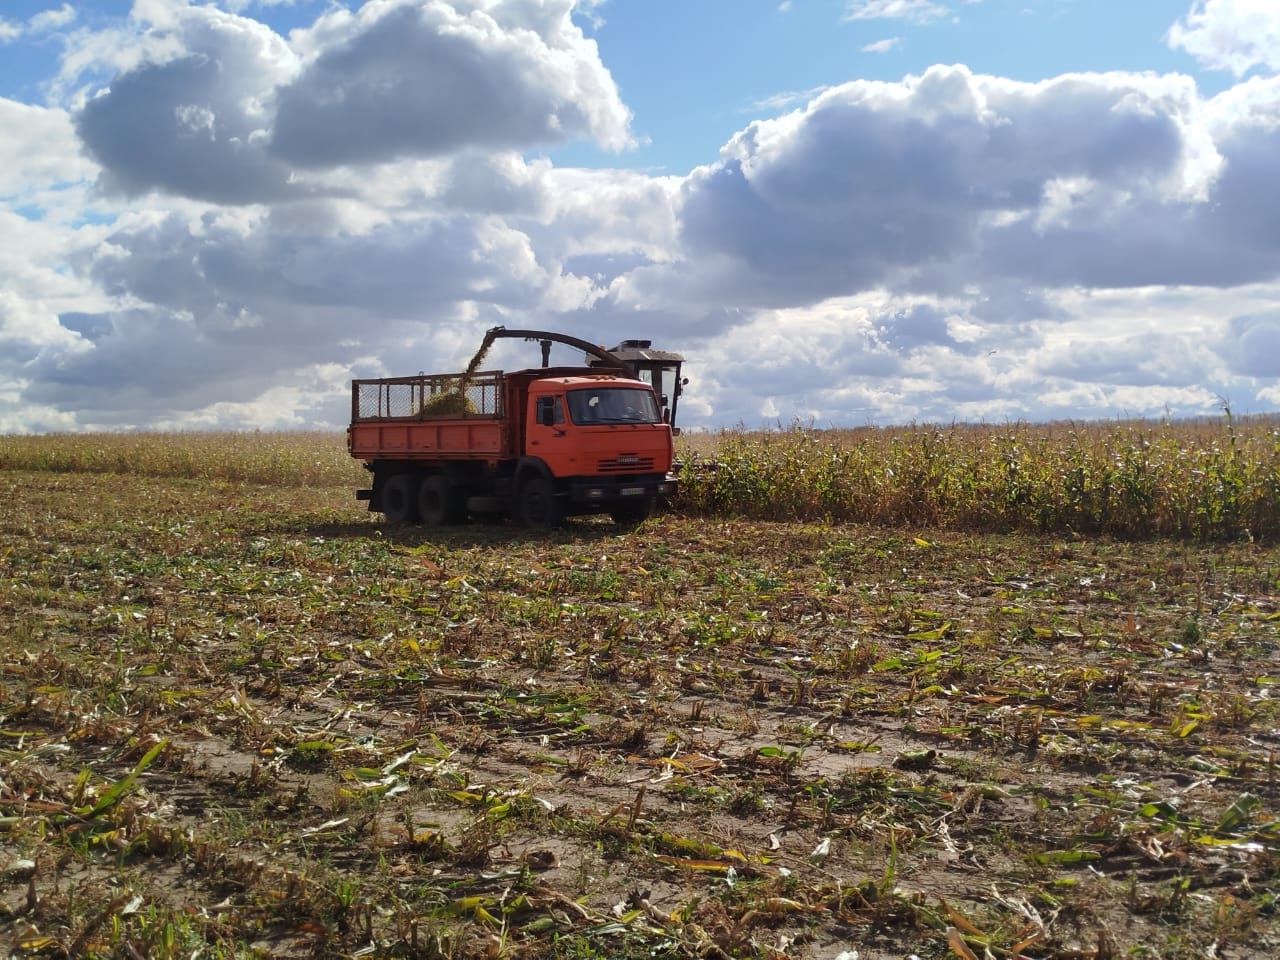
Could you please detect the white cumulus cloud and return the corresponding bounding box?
[272,0,632,167]
[674,67,1217,309]
[862,37,903,53]
[1169,0,1280,76]
[69,0,631,205]
[72,2,300,203]
[0,99,97,197]
[845,0,950,24]
[0,3,76,44]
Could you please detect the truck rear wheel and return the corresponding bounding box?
[516,475,562,529]
[419,475,465,527]
[382,474,418,524]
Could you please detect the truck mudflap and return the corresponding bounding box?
[567,474,675,504]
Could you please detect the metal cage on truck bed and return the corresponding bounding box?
[351,371,504,421]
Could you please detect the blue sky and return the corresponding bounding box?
[555,0,1232,173]
[2,0,1280,431]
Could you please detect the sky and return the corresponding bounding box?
[2,0,1280,432]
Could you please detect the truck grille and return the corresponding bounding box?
[597,455,655,473]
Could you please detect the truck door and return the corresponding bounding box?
[527,393,575,477]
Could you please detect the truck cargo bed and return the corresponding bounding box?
[349,369,512,460]
[348,418,507,459]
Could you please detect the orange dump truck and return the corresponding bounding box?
[348,328,684,527]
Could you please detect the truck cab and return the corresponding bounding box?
[524,375,674,523]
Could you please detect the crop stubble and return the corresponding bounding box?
[1,444,1279,958]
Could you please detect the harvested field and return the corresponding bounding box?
[2,431,1280,959]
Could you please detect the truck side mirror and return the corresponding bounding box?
[658,394,669,407]
[662,408,670,424]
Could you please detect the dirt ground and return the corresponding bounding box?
[2,470,1279,958]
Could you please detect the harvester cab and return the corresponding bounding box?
[598,340,686,433]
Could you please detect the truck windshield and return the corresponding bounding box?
[566,388,660,425]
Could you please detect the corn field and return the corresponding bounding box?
[2,417,1278,539]
[0,430,365,487]
[679,416,1280,540]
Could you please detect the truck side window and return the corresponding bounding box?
[535,395,564,426]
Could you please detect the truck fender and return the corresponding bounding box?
[513,457,554,491]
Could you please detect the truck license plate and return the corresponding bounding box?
[621,487,643,496]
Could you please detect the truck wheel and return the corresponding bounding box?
[419,475,465,527]
[610,496,653,526]
[382,474,418,524]
[516,475,562,529]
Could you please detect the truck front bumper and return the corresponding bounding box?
[567,474,675,504]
